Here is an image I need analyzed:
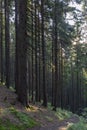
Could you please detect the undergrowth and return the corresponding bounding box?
[55,108,73,120]
[0,118,24,130]
[67,121,87,130]
[0,106,39,130]
[67,111,87,130]
[9,107,38,129]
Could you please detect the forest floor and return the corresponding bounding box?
[0,85,79,130]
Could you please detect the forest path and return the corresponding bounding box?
[0,85,79,130]
[30,115,79,130]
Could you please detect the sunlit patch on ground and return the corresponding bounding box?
[26,105,38,112]
[59,127,67,130]
[0,108,5,116]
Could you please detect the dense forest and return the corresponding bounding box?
[0,0,87,114]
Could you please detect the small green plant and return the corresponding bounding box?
[55,108,73,120]
[47,102,54,110]
[45,116,53,122]
[9,86,15,92]
[80,108,87,119]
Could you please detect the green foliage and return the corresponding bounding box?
[55,108,73,120]
[47,102,53,109]
[0,118,24,130]
[0,106,39,130]
[9,107,38,128]
[9,86,15,92]
[68,112,87,130]
[67,122,87,130]
[80,108,87,119]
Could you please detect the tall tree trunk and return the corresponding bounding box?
[53,0,58,111]
[38,8,41,102]
[41,0,47,107]
[31,0,34,102]
[15,0,20,93]
[4,0,10,88]
[34,1,39,102]
[51,20,55,106]
[0,0,4,83]
[17,0,29,106]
